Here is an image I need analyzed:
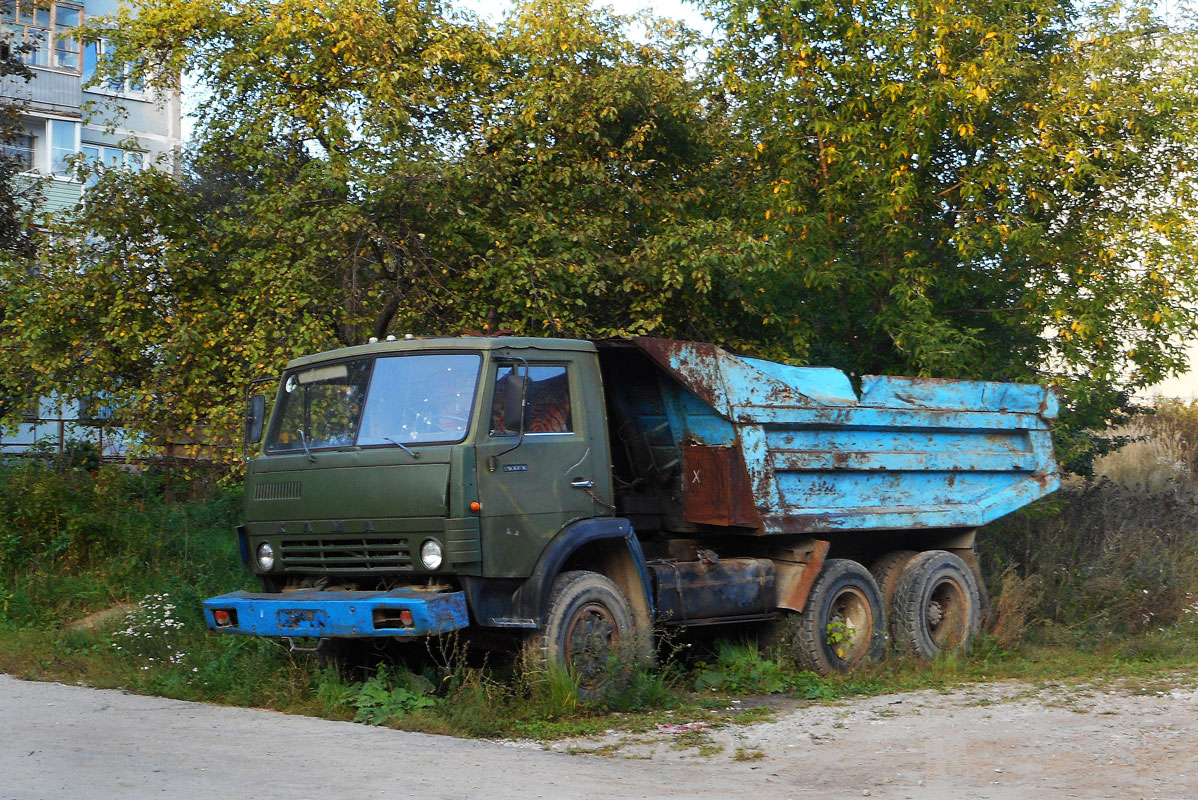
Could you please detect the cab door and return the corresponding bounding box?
[475,352,611,578]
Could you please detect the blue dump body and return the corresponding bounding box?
[615,338,1059,535]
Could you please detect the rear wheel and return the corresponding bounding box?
[526,570,634,701]
[890,550,981,659]
[793,559,887,674]
[870,549,917,612]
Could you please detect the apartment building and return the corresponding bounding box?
[1,0,182,457]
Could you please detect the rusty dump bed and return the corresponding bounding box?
[598,338,1059,535]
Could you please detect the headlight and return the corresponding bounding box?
[420,539,443,570]
[256,542,275,571]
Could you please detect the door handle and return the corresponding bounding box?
[570,479,594,489]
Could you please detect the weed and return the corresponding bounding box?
[350,665,439,725]
[734,745,766,761]
[111,593,188,668]
[671,726,724,757]
[693,640,796,695]
[826,620,854,660]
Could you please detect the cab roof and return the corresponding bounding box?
[284,336,597,370]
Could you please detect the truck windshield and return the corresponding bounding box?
[265,353,481,453]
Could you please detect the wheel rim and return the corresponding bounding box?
[827,586,873,664]
[563,601,618,689]
[926,578,968,648]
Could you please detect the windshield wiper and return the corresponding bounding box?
[298,429,316,463]
[383,437,420,459]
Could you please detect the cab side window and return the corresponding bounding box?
[490,365,572,435]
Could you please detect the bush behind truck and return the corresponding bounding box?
[204,336,1058,695]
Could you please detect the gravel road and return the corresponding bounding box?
[3,672,1196,800]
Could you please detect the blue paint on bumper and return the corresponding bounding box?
[203,588,470,638]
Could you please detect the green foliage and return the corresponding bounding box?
[0,460,243,625]
[708,0,1198,433]
[0,9,39,262]
[693,640,799,695]
[825,620,855,660]
[350,665,439,725]
[0,0,767,459]
[2,0,1197,457]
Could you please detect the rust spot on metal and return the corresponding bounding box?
[681,444,761,528]
[631,337,725,410]
[774,539,830,612]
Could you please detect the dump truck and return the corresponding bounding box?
[204,336,1058,690]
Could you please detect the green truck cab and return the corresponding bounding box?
[206,335,1059,689]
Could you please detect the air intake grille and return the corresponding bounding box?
[254,481,302,501]
[279,535,412,572]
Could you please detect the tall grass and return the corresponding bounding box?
[0,457,246,627]
[980,400,1198,645]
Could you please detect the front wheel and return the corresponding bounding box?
[890,550,981,660]
[793,559,887,674]
[525,570,634,701]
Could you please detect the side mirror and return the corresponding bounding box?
[502,375,529,432]
[245,394,266,444]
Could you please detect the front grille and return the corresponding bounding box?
[279,535,412,572]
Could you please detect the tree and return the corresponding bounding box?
[0,39,39,258]
[706,0,1198,441]
[422,0,769,345]
[0,15,43,422]
[4,0,1196,468]
[0,0,762,455]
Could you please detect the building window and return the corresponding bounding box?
[10,118,81,176]
[48,118,78,174]
[80,143,144,186]
[20,395,40,422]
[1,1,82,72]
[1,134,35,171]
[82,37,142,94]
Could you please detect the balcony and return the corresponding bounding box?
[0,67,83,117]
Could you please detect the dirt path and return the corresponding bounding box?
[3,673,1196,800]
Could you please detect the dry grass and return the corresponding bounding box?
[981,400,1198,643]
[990,566,1039,650]
[1092,401,1198,496]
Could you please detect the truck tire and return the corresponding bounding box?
[794,559,887,674]
[526,570,634,701]
[870,549,918,612]
[890,550,981,660]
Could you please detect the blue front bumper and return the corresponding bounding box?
[203,588,470,638]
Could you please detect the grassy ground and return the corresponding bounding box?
[4,405,1198,739]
